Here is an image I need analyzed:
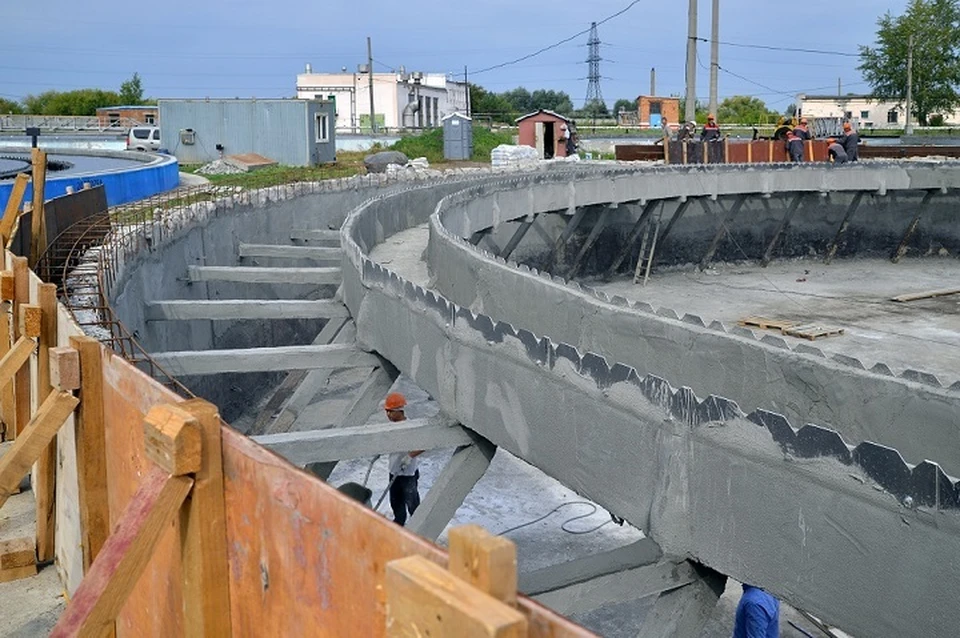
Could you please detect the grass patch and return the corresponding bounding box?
[179,151,368,189]
[391,126,514,163]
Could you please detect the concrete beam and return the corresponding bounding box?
[239,243,341,261]
[761,193,805,267]
[533,560,698,617]
[407,433,496,541]
[636,564,726,638]
[186,266,341,285]
[605,200,660,278]
[566,208,613,279]
[251,418,473,466]
[151,344,378,376]
[290,229,339,244]
[825,192,864,264]
[519,538,662,596]
[144,300,351,322]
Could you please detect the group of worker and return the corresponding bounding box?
[784,118,860,164]
[664,113,724,143]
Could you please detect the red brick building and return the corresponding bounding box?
[637,96,680,129]
[516,109,574,159]
[96,105,159,128]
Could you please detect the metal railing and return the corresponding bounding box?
[0,114,146,133]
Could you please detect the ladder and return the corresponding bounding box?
[632,210,662,285]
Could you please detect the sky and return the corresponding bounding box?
[2,0,910,112]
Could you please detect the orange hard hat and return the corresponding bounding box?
[707,113,715,120]
[800,118,808,124]
[384,392,407,410]
[843,122,852,131]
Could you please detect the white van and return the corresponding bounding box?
[127,126,161,151]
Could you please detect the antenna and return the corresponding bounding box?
[584,22,605,111]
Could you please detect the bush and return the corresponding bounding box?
[391,126,514,163]
[929,113,945,126]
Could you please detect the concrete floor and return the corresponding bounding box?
[590,257,960,386]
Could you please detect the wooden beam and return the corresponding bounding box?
[604,200,660,279]
[499,218,535,261]
[0,302,11,441]
[289,228,339,243]
[824,192,864,264]
[0,391,79,509]
[892,287,960,303]
[636,564,726,638]
[0,536,37,582]
[70,335,109,572]
[449,525,518,606]
[0,173,29,247]
[892,190,936,263]
[143,404,202,476]
[519,538,662,596]
[408,434,496,541]
[566,208,613,279]
[151,344,380,376]
[49,468,193,638]
[12,256,29,438]
[178,399,232,638]
[50,346,81,392]
[698,196,746,271]
[252,418,473,466]
[29,148,47,268]
[144,299,351,322]
[239,242,341,261]
[186,265,341,285]
[385,555,527,638]
[36,283,58,562]
[543,208,589,271]
[761,193,805,267]
[0,337,36,391]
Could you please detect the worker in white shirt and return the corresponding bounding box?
[384,392,424,526]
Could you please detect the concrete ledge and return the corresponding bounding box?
[144,299,351,321]
[186,265,341,285]
[152,344,378,375]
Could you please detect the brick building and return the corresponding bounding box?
[636,96,680,128]
[96,105,159,128]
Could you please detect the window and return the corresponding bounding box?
[108,113,120,124]
[860,110,869,120]
[132,128,151,139]
[844,111,853,119]
[316,113,329,142]
[152,129,160,140]
[145,113,156,124]
[887,109,899,124]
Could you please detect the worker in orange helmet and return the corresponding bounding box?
[384,392,424,526]
[700,113,721,142]
[826,138,848,165]
[793,117,812,141]
[837,121,860,162]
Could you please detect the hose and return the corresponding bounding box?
[497,502,614,537]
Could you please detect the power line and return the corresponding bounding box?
[692,37,859,58]
[472,0,642,75]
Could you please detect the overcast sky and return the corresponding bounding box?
[2,0,909,111]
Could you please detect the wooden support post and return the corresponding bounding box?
[177,399,233,638]
[605,200,660,278]
[0,337,36,394]
[12,256,29,439]
[0,537,37,582]
[767,140,774,163]
[824,192,864,264]
[49,468,193,638]
[565,208,612,279]
[448,525,518,607]
[499,218,535,261]
[723,137,729,164]
[30,148,47,268]
[0,271,14,441]
[698,196,746,271]
[0,174,29,248]
[761,194,805,267]
[70,335,108,572]
[682,141,688,164]
[0,391,79,509]
[892,190,936,263]
[36,283,57,562]
[747,141,753,163]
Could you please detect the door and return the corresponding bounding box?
[535,122,545,158]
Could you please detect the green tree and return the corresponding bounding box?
[716,95,779,124]
[119,72,145,105]
[469,84,516,123]
[613,98,636,115]
[579,99,609,118]
[859,0,960,125]
[530,89,573,114]
[502,87,533,113]
[23,89,123,116]
[0,98,23,114]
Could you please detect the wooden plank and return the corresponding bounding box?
[49,468,193,638]
[70,335,108,573]
[30,148,47,267]
[186,265,341,285]
[12,256,29,438]
[178,399,232,638]
[50,346,81,391]
[385,555,527,637]
[36,283,58,562]
[0,301,13,441]
[892,287,960,303]
[143,404,202,476]
[0,174,29,247]
[0,536,36,569]
[448,525,518,606]
[0,337,37,391]
[18,303,41,338]
[782,325,845,341]
[0,391,79,509]
[737,317,796,332]
[151,344,380,376]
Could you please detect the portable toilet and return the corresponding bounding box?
[443,113,473,160]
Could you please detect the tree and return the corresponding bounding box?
[579,99,609,118]
[859,0,960,125]
[716,95,779,124]
[0,98,22,114]
[119,72,145,105]
[23,89,123,116]
[530,89,573,114]
[469,84,516,123]
[502,87,533,114]
[613,98,636,115]
[784,103,797,117]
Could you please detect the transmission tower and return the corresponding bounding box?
[584,22,604,111]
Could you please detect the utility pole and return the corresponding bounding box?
[584,21,605,129]
[650,67,656,96]
[905,33,915,135]
[837,77,841,96]
[708,0,719,116]
[684,0,698,122]
[464,65,470,116]
[367,36,377,134]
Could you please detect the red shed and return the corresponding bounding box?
[516,109,575,159]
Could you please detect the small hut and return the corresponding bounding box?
[515,109,575,159]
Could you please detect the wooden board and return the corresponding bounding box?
[782,324,845,341]
[737,316,797,332]
[891,288,960,303]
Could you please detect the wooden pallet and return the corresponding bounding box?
[782,324,845,341]
[737,316,797,332]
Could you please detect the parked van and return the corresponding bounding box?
[127,126,161,151]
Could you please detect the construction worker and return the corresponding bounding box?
[732,584,780,638]
[700,114,721,142]
[793,117,811,140]
[384,392,423,526]
[837,122,860,162]
[826,138,848,165]
[785,130,804,163]
[677,120,697,142]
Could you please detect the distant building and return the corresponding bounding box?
[799,94,960,129]
[157,98,336,166]
[636,96,680,128]
[295,67,469,133]
[95,105,159,128]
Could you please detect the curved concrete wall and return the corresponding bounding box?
[427,164,960,474]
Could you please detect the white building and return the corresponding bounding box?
[295,67,469,133]
[798,94,960,129]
